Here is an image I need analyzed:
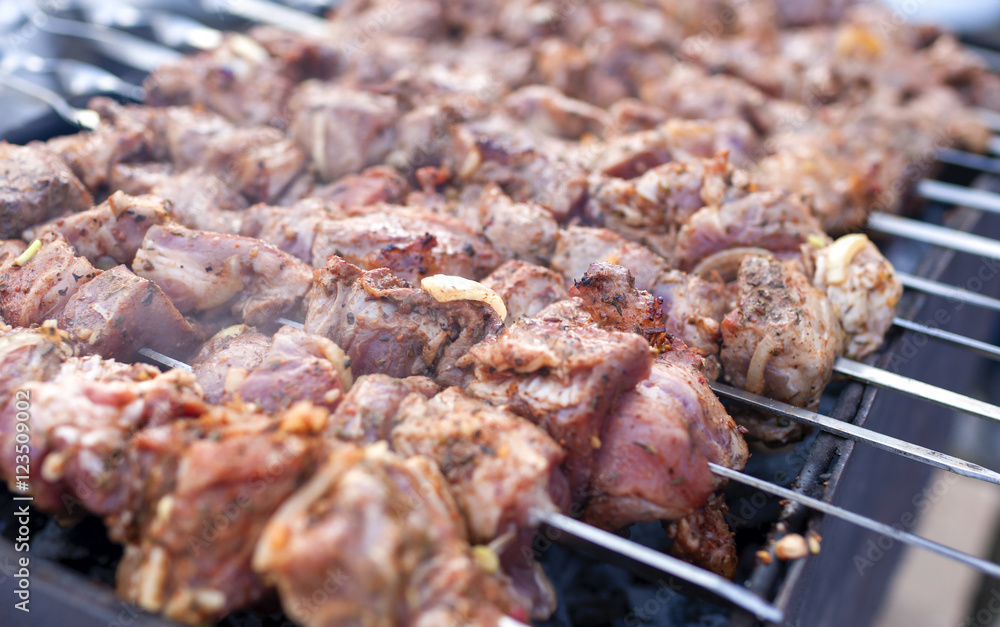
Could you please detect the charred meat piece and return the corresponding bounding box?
[25,191,172,266]
[326,373,439,444]
[463,309,653,501]
[810,234,902,359]
[311,208,502,281]
[481,259,569,323]
[569,262,671,350]
[254,443,528,627]
[58,265,200,361]
[225,325,352,413]
[304,257,504,386]
[721,255,842,415]
[675,191,826,272]
[0,143,93,238]
[0,325,74,409]
[665,494,739,579]
[115,407,323,625]
[287,82,400,182]
[189,325,272,404]
[0,235,100,328]
[133,224,313,328]
[0,365,204,515]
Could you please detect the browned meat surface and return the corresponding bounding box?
[326,373,439,444]
[0,236,99,328]
[551,226,670,290]
[133,224,313,327]
[240,198,343,264]
[58,265,200,361]
[665,494,739,579]
[228,325,352,413]
[189,325,272,404]
[504,85,610,139]
[0,326,73,410]
[144,33,297,127]
[25,192,172,266]
[481,260,568,322]
[254,443,528,627]
[287,82,400,182]
[586,152,740,258]
[463,310,652,500]
[115,408,322,625]
[0,364,204,514]
[305,257,503,386]
[651,270,732,360]
[675,191,826,271]
[311,165,409,208]
[392,387,567,619]
[111,165,248,234]
[310,208,502,281]
[721,255,842,414]
[568,262,671,350]
[0,143,92,238]
[473,185,559,266]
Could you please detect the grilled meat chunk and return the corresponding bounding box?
[504,84,611,139]
[810,235,902,359]
[569,262,671,350]
[225,325,352,413]
[310,208,502,281]
[0,236,99,328]
[115,408,323,625]
[111,165,248,234]
[721,255,842,413]
[0,365,204,514]
[326,373,439,444]
[463,309,653,500]
[240,198,342,264]
[189,325,272,404]
[25,192,172,266]
[475,185,559,266]
[254,443,528,627]
[551,226,670,290]
[133,224,313,327]
[652,270,731,360]
[311,165,409,208]
[0,143,92,238]
[481,260,569,322]
[58,265,200,361]
[304,257,504,386]
[665,494,739,579]
[675,191,827,272]
[0,325,74,408]
[287,82,400,182]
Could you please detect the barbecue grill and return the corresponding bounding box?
[3,2,1000,626]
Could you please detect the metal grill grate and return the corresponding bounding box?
[5,2,1000,626]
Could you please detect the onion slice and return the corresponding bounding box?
[823,233,869,285]
[745,335,778,394]
[691,247,773,281]
[421,274,508,321]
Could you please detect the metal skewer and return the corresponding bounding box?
[892,317,1000,362]
[938,148,1000,175]
[896,272,1000,313]
[867,212,1000,261]
[916,179,1000,215]
[833,357,1000,422]
[710,463,1000,580]
[709,382,1000,486]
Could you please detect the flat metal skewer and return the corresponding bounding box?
[867,212,1000,261]
[976,109,1000,133]
[202,0,330,37]
[917,179,1000,215]
[892,317,1000,362]
[896,272,1000,313]
[834,357,1000,423]
[709,382,1000,486]
[938,148,1000,175]
[538,511,783,622]
[0,73,100,129]
[710,463,1000,580]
